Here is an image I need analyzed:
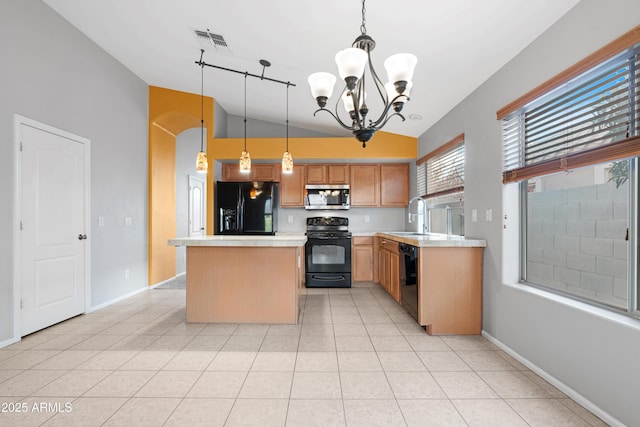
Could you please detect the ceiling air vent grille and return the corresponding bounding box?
[194,30,228,48]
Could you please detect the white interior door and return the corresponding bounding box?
[19,121,89,336]
[188,175,205,237]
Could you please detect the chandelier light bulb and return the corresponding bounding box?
[335,48,368,83]
[308,72,336,100]
[384,53,417,84]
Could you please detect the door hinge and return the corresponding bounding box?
[20,141,24,152]
[20,299,24,309]
[19,221,23,230]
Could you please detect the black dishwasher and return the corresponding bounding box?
[398,243,419,322]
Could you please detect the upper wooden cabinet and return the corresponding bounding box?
[350,163,410,207]
[305,164,349,184]
[350,164,380,207]
[280,164,305,207]
[305,165,326,184]
[380,163,409,206]
[221,163,280,182]
[327,165,349,184]
[253,164,281,182]
[222,161,408,207]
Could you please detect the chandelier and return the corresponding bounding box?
[308,0,417,147]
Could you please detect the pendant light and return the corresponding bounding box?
[239,73,251,174]
[282,83,293,174]
[196,49,208,173]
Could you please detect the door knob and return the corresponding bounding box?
[78,234,87,240]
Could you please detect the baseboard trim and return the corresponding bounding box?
[149,272,185,289]
[481,330,623,427]
[87,285,149,313]
[0,337,20,349]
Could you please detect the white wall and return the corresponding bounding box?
[418,0,640,424]
[0,0,148,343]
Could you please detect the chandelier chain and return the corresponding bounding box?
[360,0,367,35]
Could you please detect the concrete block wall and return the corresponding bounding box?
[527,180,628,308]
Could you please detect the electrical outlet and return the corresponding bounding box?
[125,269,130,279]
[471,209,477,222]
[288,215,293,223]
[486,208,492,222]
[364,215,370,223]
[125,216,132,226]
[98,216,105,227]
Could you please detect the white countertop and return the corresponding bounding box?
[376,232,487,248]
[168,235,307,247]
[169,232,485,248]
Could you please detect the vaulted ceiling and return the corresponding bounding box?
[43,0,581,138]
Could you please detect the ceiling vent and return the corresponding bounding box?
[194,29,229,49]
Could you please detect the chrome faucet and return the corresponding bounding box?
[408,196,428,234]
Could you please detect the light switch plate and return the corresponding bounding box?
[98,216,105,227]
[486,209,492,222]
[125,216,132,226]
[471,209,477,222]
[364,215,370,223]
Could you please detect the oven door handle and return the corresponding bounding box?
[310,274,347,281]
[307,236,351,241]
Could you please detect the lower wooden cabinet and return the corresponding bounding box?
[377,237,400,302]
[352,236,374,281]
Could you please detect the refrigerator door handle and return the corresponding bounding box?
[236,189,242,233]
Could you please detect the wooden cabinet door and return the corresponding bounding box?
[350,164,380,206]
[380,163,409,206]
[280,164,305,207]
[305,165,326,184]
[352,236,374,282]
[222,163,251,181]
[253,164,280,182]
[327,165,349,184]
[389,251,400,302]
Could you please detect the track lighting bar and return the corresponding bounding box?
[195,57,296,88]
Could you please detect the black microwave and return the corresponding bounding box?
[305,185,350,210]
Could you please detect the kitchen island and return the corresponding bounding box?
[168,235,306,324]
[375,232,486,335]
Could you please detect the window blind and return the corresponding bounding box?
[502,45,640,183]
[416,134,465,198]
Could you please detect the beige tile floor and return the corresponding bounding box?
[0,282,608,426]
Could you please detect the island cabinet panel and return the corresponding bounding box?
[186,246,300,323]
[380,163,409,206]
[280,164,305,207]
[352,236,374,281]
[350,164,380,206]
[418,247,483,335]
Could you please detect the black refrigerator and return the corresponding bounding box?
[215,181,277,235]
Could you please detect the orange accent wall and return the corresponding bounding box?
[211,132,416,160]
[148,86,214,285]
[148,85,417,286]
